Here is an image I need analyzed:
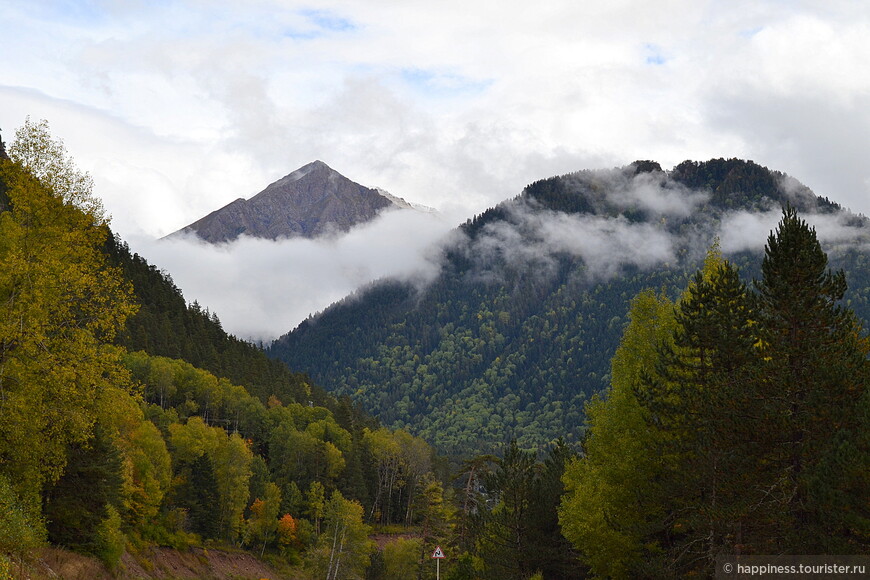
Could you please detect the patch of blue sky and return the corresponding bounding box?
[739,26,764,38]
[301,8,356,32]
[281,8,357,40]
[303,9,355,32]
[399,68,492,99]
[643,43,668,66]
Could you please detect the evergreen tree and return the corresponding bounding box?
[525,440,583,579]
[752,206,870,552]
[173,454,220,539]
[637,253,759,574]
[43,425,124,554]
[476,441,539,580]
[562,213,870,576]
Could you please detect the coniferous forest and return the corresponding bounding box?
[0,120,867,579]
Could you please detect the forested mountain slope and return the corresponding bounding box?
[269,159,870,455]
[0,120,453,579]
[103,233,336,409]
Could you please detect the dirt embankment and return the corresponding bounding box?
[12,546,290,580]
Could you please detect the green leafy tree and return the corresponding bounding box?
[246,482,282,556]
[307,480,326,535]
[382,537,423,580]
[98,387,173,536]
[212,430,254,539]
[559,289,677,578]
[0,474,44,562]
[168,417,252,540]
[95,504,125,570]
[8,117,103,220]
[363,427,402,525]
[0,119,136,506]
[309,490,373,580]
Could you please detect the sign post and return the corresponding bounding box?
[432,545,445,579]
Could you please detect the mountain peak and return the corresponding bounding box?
[168,161,430,243]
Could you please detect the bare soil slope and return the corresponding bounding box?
[13,546,290,580]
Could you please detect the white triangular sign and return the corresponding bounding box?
[432,546,445,559]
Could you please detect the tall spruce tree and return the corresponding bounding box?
[637,253,759,574]
[43,425,124,555]
[753,206,870,552]
[173,454,221,539]
[477,441,538,580]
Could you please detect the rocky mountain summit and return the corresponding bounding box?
[169,160,430,243]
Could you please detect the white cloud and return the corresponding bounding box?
[535,212,678,278]
[718,208,870,254]
[464,169,702,283]
[129,208,455,340]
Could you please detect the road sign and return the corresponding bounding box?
[432,546,445,580]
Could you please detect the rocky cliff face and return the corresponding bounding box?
[170,160,418,243]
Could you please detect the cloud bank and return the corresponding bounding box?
[464,169,870,290]
[132,208,456,341]
[718,209,870,255]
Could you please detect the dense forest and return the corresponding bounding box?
[269,158,870,456]
[1,121,867,579]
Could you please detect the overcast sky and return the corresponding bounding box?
[3,1,870,338]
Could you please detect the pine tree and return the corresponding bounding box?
[173,454,220,539]
[526,440,583,579]
[753,206,870,552]
[477,441,537,580]
[637,254,759,573]
[43,425,125,554]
